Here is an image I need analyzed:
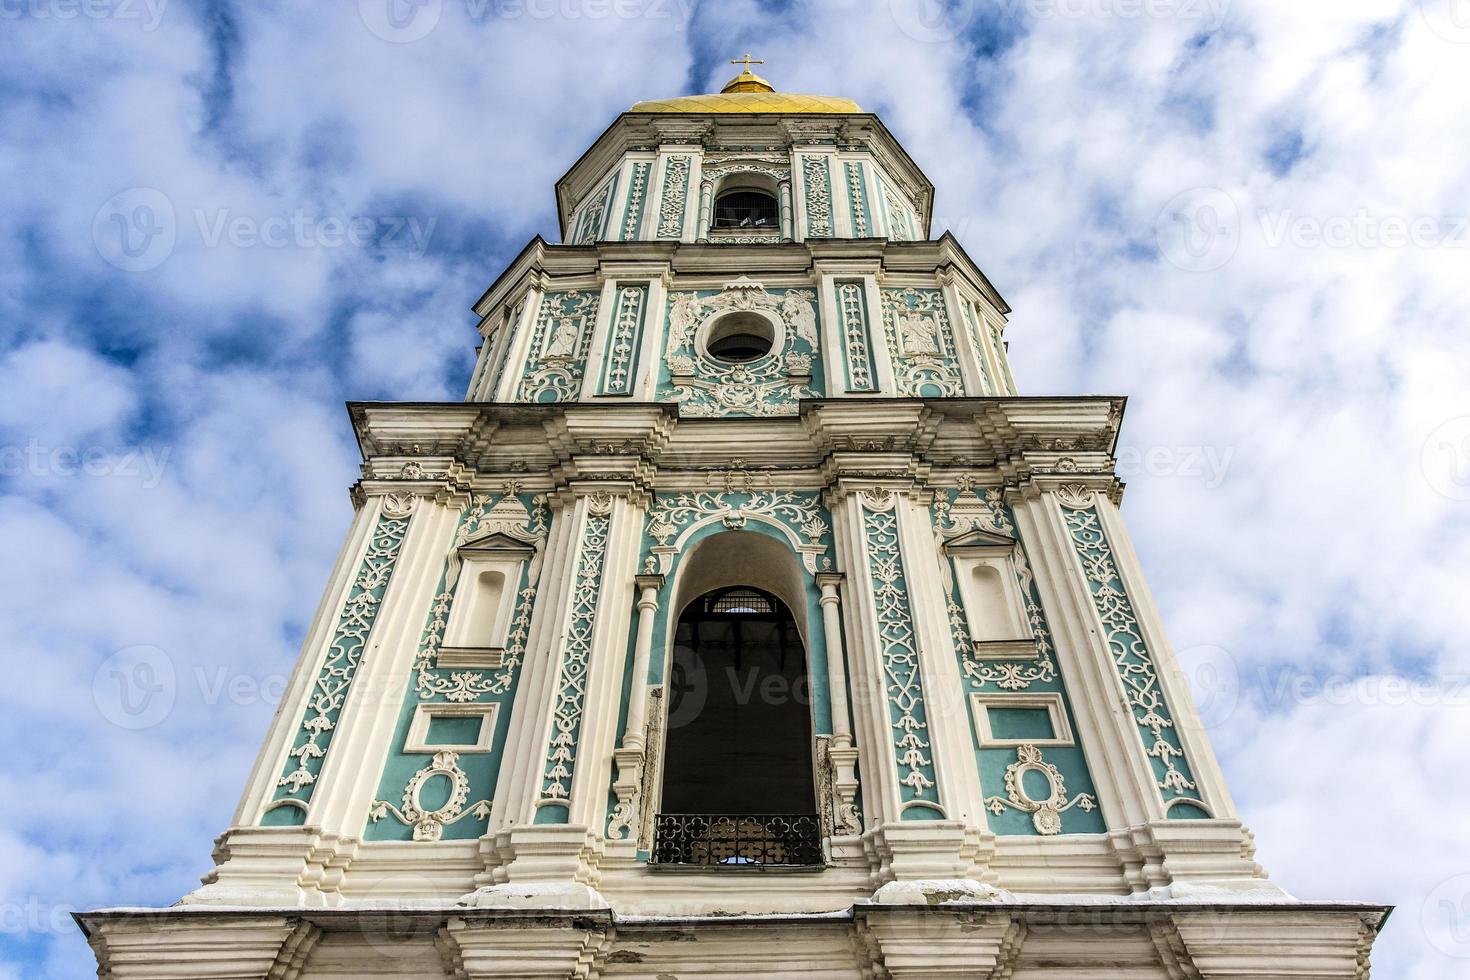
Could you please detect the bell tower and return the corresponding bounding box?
[81,64,1389,979]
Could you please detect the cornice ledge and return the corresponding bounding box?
[541,405,677,459]
[801,399,938,454]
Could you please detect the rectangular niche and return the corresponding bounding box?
[404,703,500,754]
[442,554,524,653]
[949,548,1034,653]
[970,692,1073,749]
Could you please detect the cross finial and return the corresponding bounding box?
[731,52,765,72]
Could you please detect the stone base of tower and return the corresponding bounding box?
[77,900,1387,979]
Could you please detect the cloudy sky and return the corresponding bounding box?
[2,0,1468,976]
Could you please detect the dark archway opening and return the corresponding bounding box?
[655,586,821,866]
[713,189,778,230]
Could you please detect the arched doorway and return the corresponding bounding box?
[653,572,823,866]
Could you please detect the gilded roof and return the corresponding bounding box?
[629,91,863,114]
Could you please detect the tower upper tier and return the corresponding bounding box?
[466,67,1016,411]
[555,68,932,244]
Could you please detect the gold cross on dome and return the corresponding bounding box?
[730,53,765,71]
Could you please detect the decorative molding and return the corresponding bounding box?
[402,702,500,754]
[645,476,832,577]
[572,174,616,245]
[621,161,651,240]
[538,506,612,813]
[983,744,1097,835]
[271,509,410,803]
[637,687,663,849]
[368,750,492,842]
[802,155,834,238]
[859,488,943,816]
[516,290,601,403]
[879,174,913,241]
[1060,497,1205,812]
[660,279,820,418]
[845,161,870,237]
[599,283,648,396]
[817,735,862,837]
[969,691,1073,748]
[880,287,963,397]
[699,156,791,185]
[836,279,876,393]
[959,298,998,395]
[656,154,691,239]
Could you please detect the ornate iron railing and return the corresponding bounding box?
[652,813,823,868]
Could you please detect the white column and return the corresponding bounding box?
[621,574,663,749]
[697,180,714,242]
[779,179,794,241]
[816,571,852,747]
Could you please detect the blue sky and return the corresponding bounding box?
[3,1,1469,976]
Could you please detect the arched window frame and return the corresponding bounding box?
[706,171,783,242]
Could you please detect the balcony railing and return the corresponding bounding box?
[651,813,823,868]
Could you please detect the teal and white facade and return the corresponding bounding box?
[81,76,1389,979]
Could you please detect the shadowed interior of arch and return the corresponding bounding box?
[661,585,816,816]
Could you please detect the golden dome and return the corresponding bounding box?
[721,64,776,94]
[629,91,863,114]
[629,55,861,115]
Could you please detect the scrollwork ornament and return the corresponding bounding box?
[1060,499,1203,807]
[368,751,492,842]
[860,500,942,812]
[880,287,963,396]
[1055,483,1095,508]
[273,511,409,800]
[660,282,821,417]
[379,492,418,519]
[983,744,1096,835]
[644,483,832,576]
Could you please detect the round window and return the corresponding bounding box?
[704,311,775,363]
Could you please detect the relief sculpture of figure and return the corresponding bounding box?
[543,316,581,359]
[666,292,703,355]
[899,310,939,356]
[780,291,819,351]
